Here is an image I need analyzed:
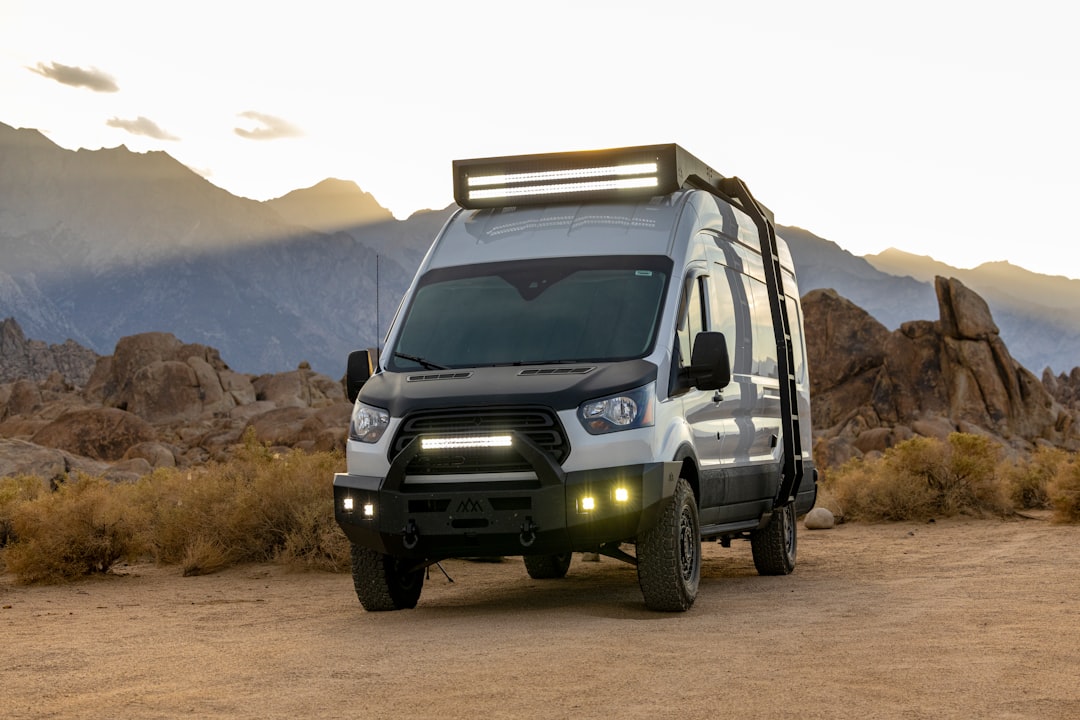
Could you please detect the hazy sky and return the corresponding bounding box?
[2,0,1078,279]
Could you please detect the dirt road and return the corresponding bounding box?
[3,517,1079,719]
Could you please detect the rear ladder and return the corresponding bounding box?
[700,177,805,508]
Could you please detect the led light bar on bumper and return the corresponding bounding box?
[453,144,726,209]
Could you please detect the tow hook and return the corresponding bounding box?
[402,519,420,549]
[519,517,538,547]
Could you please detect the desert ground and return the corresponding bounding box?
[2,517,1078,719]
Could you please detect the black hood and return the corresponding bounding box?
[359,360,657,417]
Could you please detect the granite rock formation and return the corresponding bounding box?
[1,330,350,480]
[806,276,1079,469]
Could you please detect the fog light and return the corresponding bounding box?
[581,496,596,511]
[614,487,629,502]
[343,497,354,511]
[363,503,375,518]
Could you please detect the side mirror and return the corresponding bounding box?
[688,331,731,391]
[345,348,378,402]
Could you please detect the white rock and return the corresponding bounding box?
[804,507,835,530]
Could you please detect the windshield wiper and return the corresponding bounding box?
[394,352,448,370]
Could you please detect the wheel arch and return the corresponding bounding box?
[671,442,701,505]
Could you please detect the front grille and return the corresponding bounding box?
[390,407,570,475]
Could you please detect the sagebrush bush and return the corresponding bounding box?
[0,475,47,552]
[826,433,1011,521]
[135,431,349,575]
[1003,446,1069,510]
[1048,457,1080,524]
[1,430,348,584]
[3,475,147,584]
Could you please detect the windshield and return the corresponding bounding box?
[389,256,672,369]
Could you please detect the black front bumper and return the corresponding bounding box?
[334,434,680,560]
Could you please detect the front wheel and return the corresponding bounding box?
[636,478,700,612]
[350,543,425,611]
[750,503,797,576]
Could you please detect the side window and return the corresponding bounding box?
[786,294,807,383]
[724,270,754,376]
[708,264,737,367]
[677,276,706,368]
[748,278,779,378]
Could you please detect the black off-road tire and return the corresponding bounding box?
[350,543,424,611]
[636,478,700,612]
[750,503,797,576]
[523,553,572,579]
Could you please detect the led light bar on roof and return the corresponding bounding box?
[452,144,727,210]
[466,162,659,188]
[469,176,659,202]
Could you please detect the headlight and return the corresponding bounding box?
[578,383,655,435]
[349,401,390,443]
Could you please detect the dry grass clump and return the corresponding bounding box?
[1002,446,1069,511]
[134,431,349,575]
[1,430,348,584]
[3,475,147,583]
[0,475,47,551]
[1048,458,1080,523]
[826,433,1012,521]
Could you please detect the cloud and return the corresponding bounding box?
[106,116,179,141]
[28,61,119,92]
[234,111,303,140]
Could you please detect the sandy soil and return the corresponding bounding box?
[2,517,1079,719]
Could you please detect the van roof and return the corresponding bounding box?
[428,195,687,270]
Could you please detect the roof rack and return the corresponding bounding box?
[453,143,771,222]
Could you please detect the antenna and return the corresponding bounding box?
[376,253,380,353]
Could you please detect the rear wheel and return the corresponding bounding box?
[750,503,797,576]
[523,553,572,579]
[350,543,424,611]
[636,478,700,612]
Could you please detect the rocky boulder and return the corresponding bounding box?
[1,329,351,480]
[806,276,1080,467]
[0,437,111,482]
[0,317,100,387]
[252,362,345,408]
[84,332,255,424]
[30,408,157,462]
[1044,367,1080,413]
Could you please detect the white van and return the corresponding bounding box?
[334,144,816,612]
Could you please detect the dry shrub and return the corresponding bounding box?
[275,502,351,572]
[3,475,147,584]
[0,475,47,553]
[1003,446,1069,510]
[826,455,938,521]
[0,430,348,583]
[826,433,1010,521]
[1048,457,1080,524]
[136,430,348,574]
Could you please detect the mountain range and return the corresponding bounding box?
[2,120,1077,377]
